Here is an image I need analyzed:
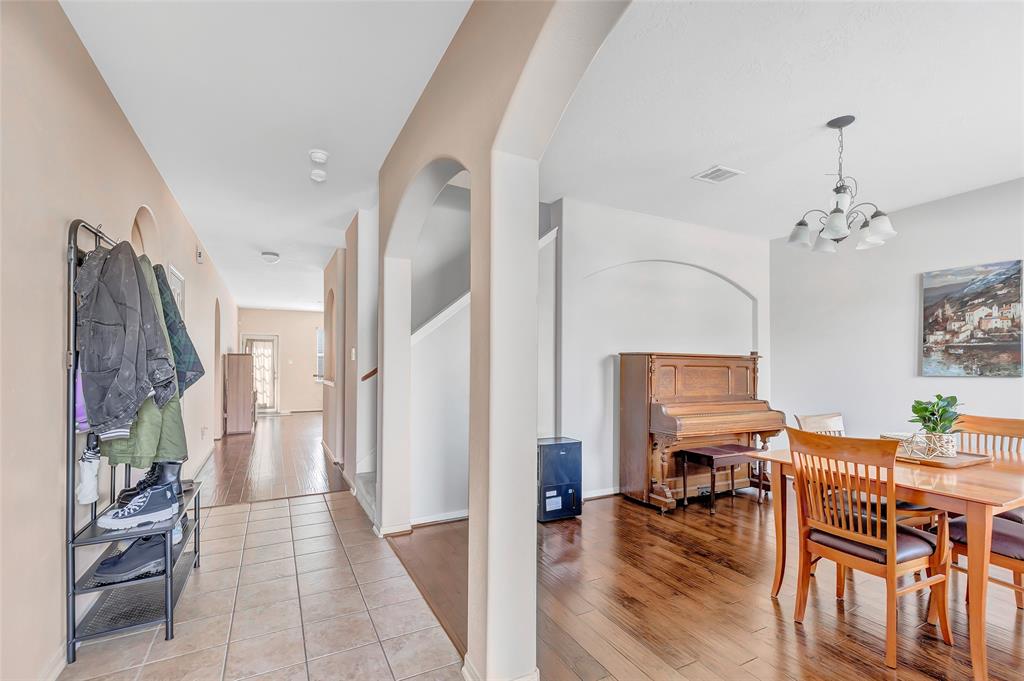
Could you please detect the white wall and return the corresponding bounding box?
[410,295,471,524]
[771,179,1024,438]
[411,185,470,329]
[537,227,558,436]
[558,198,771,497]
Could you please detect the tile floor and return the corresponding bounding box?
[59,492,461,681]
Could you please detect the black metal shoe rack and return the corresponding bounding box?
[65,219,202,664]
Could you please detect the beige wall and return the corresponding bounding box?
[238,308,325,414]
[0,2,239,678]
[344,219,358,478]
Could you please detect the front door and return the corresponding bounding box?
[243,335,278,411]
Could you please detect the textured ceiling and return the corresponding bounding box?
[541,1,1024,239]
[63,0,470,310]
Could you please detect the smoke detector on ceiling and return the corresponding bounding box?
[261,251,281,264]
[691,165,745,184]
[310,168,327,183]
[309,149,329,164]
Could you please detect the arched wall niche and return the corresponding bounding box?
[130,205,159,257]
[565,258,759,496]
[583,258,760,348]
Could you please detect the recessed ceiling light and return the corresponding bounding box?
[309,149,329,164]
[310,168,327,183]
[261,251,280,264]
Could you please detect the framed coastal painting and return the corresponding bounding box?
[921,260,1022,377]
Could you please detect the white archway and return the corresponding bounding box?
[377,158,467,533]
[374,4,628,678]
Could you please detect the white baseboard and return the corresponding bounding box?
[411,509,468,526]
[375,523,412,537]
[321,439,333,461]
[461,654,481,681]
[462,655,538,681]
[190,442,216,479]
[43,643,66,681]
[584,487,618,499]
[341,467,356,490]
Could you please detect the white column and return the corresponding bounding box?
[464,151,540,681]
[377,255,412,535]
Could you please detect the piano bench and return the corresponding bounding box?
[678,445,763,515]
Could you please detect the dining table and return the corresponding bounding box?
[752,447,1024,681]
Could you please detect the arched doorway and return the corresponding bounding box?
[378,159,471,650]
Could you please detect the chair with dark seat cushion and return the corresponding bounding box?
[809,524,937,565]
[948,515,1024,609]
[788,428,953,670]
[949,414,1024,608]
[996,507,1024,524]
[950,517,1024,561]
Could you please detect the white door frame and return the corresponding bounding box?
[240,333,280,413]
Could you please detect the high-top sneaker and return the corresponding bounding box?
[116,464,160,507]
[99,483,178,530]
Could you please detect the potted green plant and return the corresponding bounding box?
[909,394,961,458]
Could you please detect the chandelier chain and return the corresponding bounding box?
[836,128,844,185]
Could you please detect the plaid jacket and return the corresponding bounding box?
[153,264,205,395]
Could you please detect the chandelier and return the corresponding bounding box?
[787,115,897,252]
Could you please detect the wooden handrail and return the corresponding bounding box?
[360,367,378,382]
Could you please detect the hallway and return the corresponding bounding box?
[58,492,459,681]
[195,413,348,507]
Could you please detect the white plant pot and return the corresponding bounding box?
[921,433,957,458]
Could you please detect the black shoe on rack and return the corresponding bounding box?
[94,534,169,585]
[98,483,179,530]
[157,461,184,498]
[116,463,160,507]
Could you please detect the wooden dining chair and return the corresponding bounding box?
[787,427,953,669]
[948,414,1024,608]
[795,413,936,529]
[795,412,845,436]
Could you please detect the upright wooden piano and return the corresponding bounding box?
[619,352,785,513]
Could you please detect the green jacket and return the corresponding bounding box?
[102,256,188,467]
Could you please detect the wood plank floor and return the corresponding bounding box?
[194,412,347,506]
[389,490,1024,680]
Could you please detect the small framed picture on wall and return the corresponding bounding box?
[167,264,185,319]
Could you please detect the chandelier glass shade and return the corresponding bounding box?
[788,116,896,253]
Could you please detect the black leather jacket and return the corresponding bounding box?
[74,242,175,435]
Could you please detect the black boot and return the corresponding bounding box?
[157,461,184,499]
[116,464,160,507]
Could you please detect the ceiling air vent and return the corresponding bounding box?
[691,165,745,184]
